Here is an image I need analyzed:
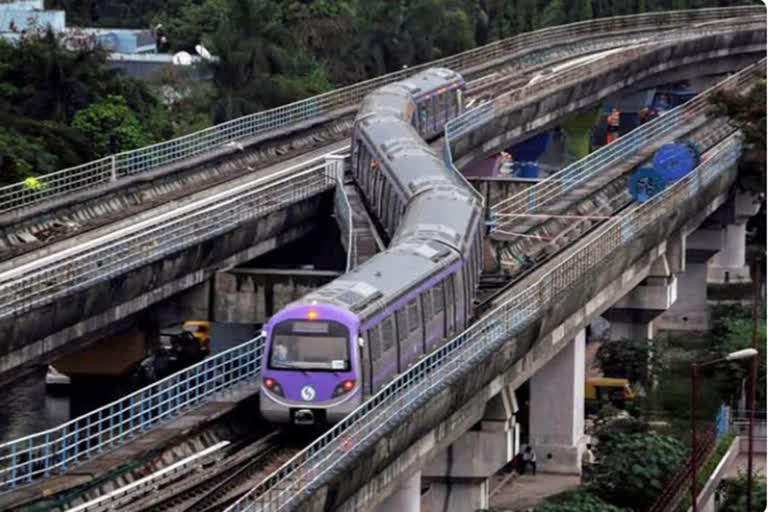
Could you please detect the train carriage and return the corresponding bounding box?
[260,67,482,426]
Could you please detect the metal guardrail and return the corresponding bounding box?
[0,152,346,321]
[328,155,355,272]
[0,6,759,215]
[0,338,262,491]
[443,35,764,235]
[224,103,746,512]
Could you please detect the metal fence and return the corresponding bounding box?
[444,45,764,235]
[0,6,759,215]
[0,336,264,491]
[224,109,745,512]
[0,152,346,321]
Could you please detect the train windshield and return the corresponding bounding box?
[269,319,351,371]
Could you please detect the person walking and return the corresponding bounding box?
[581,444,596,480]
[521,445,537,475]
[606,107,621,144]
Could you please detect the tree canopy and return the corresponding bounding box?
[586,431,687,511]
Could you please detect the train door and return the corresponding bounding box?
[444,276,456,337]
[420,290,433,353]
[407,298,424,362]
[365,326,380,393]
[380,316,398,380]
[432,281,446,345]
[454,268,466,329]
[395,308,408,373]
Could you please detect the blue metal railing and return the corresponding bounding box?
[0,336,265,492]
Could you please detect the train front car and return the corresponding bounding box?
[260,303,362,426]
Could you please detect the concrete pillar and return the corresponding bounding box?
[603,254,677,341]
[427,479,489,512]
[529,329,586,474]
[375,471,421,512]
[708,223,750,283]
[423,386,519,512]
[657,227,723,332]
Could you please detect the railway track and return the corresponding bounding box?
[111,430,303,512]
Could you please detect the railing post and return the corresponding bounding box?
[110,155,118,182]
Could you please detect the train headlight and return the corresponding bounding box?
[333,379,356,397]
[263,377,284,397]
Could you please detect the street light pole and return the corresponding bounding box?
[691,362,700,512]
[746,258,761,512]
[689,348,758,512]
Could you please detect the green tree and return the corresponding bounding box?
[71,95,152,156]
[536,490,624,512]
[717,474,767,512]
[541,0,568,27]
[710,77,766,267]
[595,337,664,390]
[708,317,766,409]
[587,432,687,511]
[208,0,292,122]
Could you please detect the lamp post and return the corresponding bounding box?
[746,257,761,512]
[690,348,758,512]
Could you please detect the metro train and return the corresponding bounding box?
[260,67,483,426]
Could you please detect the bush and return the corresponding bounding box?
[535,490,623,512]
[587,432,687,511]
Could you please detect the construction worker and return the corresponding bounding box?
[23,176,43,192]
[606,107,621,144]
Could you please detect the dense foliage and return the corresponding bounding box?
[585,431,687,511]
[717,474,768,512]
[535,490,624,512]
[0,30,170,183]
[710,78,767,267]
[1,0,760,185]
[595,336,664,390]
[708,316,766,409]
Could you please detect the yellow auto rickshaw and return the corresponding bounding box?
[585,377,636,412]
[182,321,211,353]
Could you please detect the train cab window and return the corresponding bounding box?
[396,308,409,341]
[381,317,395,352]
[407,299,420,333]
[433,282,444,312]
[269,320,351,371]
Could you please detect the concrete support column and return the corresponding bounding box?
[708,223,750,283]
[427,479,489,512]
[657,227,723,332]
[375,470,421,512]
[603,254,677,341]
[423,385,519,512]
[529,329,586,474]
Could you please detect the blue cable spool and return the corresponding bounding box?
[652,142,700,184]
[629,167,666,203]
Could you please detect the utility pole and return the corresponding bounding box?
[746,257,761,512]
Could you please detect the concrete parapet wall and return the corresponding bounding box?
[303,135,738,511]
[0,191,333,375]
[214,268,340,324]
[452,29,765,168]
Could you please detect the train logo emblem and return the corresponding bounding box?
[300,386,316,401]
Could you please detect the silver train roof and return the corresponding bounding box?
[297,237,459,318]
